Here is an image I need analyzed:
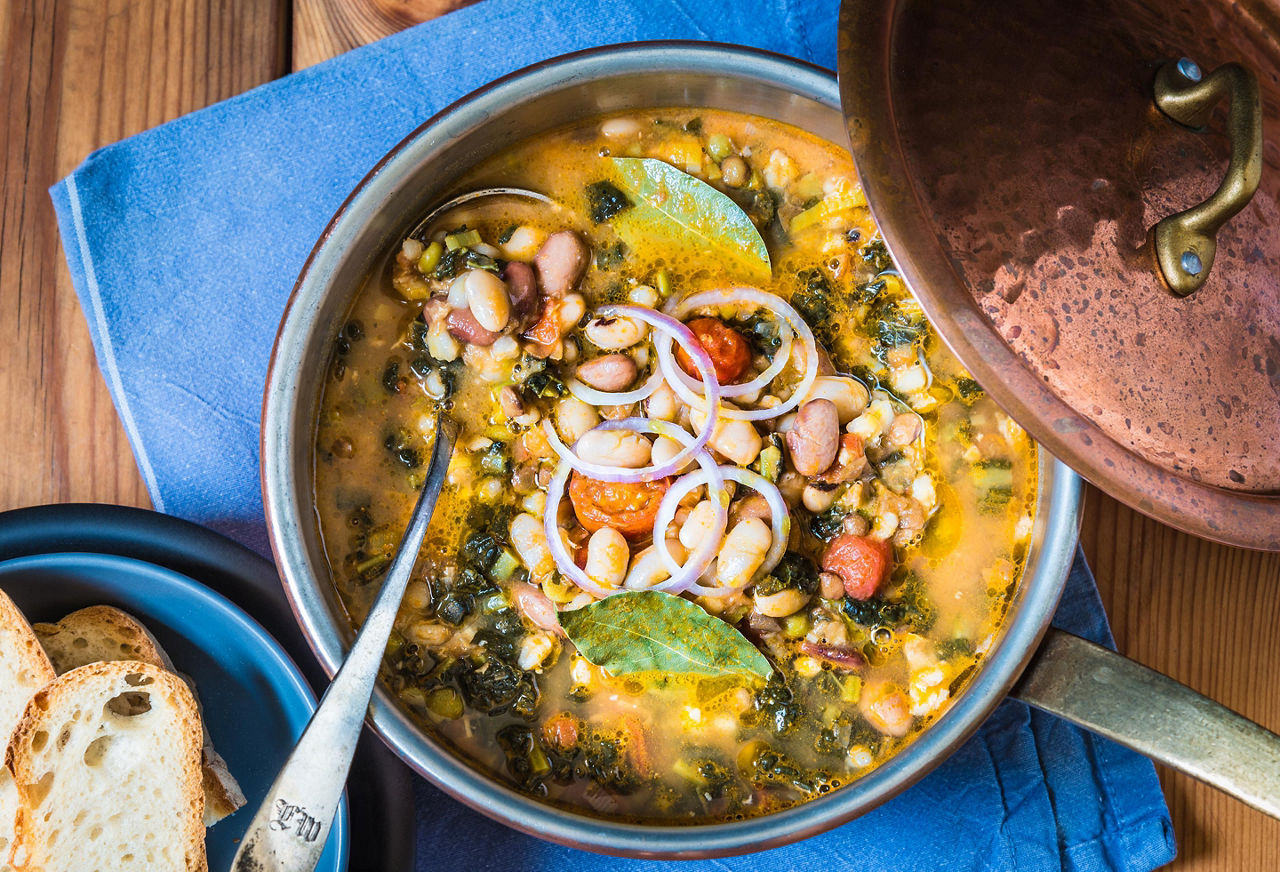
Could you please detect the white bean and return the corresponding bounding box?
[802,484,837,513]
[911,473,937,509]
[715,517,771,588]
[559,293,586,331]
[464,269,511,332]
[678,500,719,550]
[803,376,870,423]
[890,364,928,395]
[554,396,600,444]
[847,399,895,441]
[427,319,460,362]
[500,225,546,261]
[624,540,688,590]
[585,527,629,588]
[510,512,555,576]
[645,381,679,421]
[601,117,643,139]
[651,434,695,474]
[491,335,520,360]
[406,620,452,647]
[517,632,556,670]
[446,273,468,308]
[753,587,809,618]
[628,285,659,307]
[585,315,647,350]
[403,580,431,612]
[575,429,651,468]
[424,370,447,399]
[689,405,763,466]
[763,149,798,189]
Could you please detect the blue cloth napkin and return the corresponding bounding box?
[49,0,1176,868]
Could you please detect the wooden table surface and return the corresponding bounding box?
[4,1,1279,868]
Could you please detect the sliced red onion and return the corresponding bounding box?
[654,288,819,422]
[661,289,795,399]
[542,461,621,599]
[565,365,664,407]
[650,466,730,591]
[541,306,720,483]
[543,419,724,599]
[678,465,791,598]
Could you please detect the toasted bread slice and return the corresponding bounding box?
[34,606,168,674]
[33,607,246,825]
[8,661,206,872]
[0,590,55,872]
[0,591,55,743]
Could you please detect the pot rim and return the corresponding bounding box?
[262,40,1085,858]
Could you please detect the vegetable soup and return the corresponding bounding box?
[313,109,1037,822]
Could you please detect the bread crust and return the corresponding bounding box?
[0,591,55,745]
[0,589,55,872]
[7,661,207,872]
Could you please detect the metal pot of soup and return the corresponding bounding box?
[261,41,1280,858]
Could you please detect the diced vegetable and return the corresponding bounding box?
[445,228,482,251]
[417,240,443,274]
[822,535,893,600]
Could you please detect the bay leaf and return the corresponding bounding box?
[559,590,772,681]
[610,157,772,281]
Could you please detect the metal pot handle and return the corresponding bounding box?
[1012,628,1280,818]
[1151,57,1262,297]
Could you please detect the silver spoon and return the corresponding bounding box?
[231,414,457,872]
[407,186,555,241]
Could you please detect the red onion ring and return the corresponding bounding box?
[661,296,795,400]
[542,461,619,599]
[673,465,791,598]
[542,307,720,483]
[650,467,729,591]
[654,288,819,422]
[598,418,726,594]
[565,365,664,407]
[543,419,724,598]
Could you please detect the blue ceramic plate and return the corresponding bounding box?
[0,552,350,872]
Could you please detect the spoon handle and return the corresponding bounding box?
[231,419,456,872]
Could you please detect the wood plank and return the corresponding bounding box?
[1082,484,1280,870]
[0,0,288,511]
[292,0,478,70]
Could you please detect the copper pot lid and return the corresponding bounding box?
[837,0,1280,550]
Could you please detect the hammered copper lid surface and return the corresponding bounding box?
[838,0,1280,550]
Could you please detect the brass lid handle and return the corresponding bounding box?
[1152,58,1263,297]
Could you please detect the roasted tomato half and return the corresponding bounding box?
[568,472,671,539]
[676,317,752,384]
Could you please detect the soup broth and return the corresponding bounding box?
[314,109,1036,822]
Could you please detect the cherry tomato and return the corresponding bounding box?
[568,472,671,539]
[675,317,752,384]
[822,534,893,600]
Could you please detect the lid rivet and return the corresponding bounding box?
[1177,57,1203,82]
[1180,250,1203,276]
